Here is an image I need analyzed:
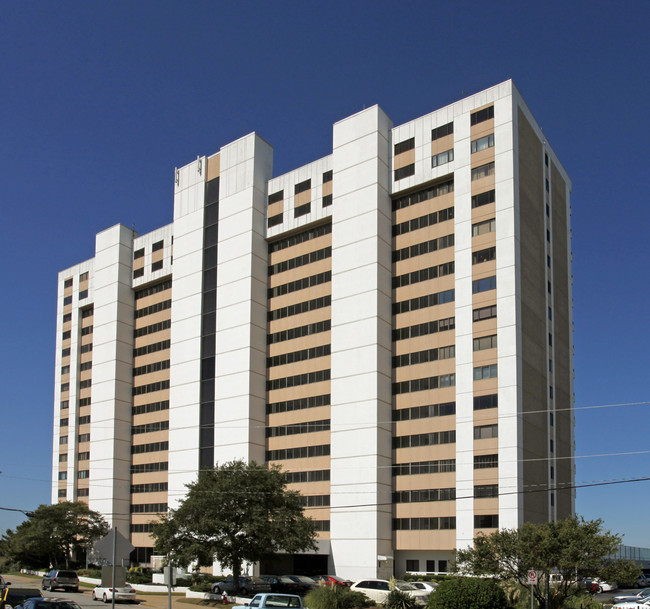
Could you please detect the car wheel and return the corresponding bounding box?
[597,586,603,594]
[103,594,108,603]
[42,583,47,591]
[72,588,78,593]
[214,587,221,595]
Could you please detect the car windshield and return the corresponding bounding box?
[279,577,295,583]
[56,572,77,579]
[396,583,418,591]
[293,577,315,583]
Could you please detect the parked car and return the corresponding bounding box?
[211,576,271,597]
[311,576,352,587]
[636,576,650,589]
[409,581,438,594]
[0,588,43,609]
[41,570,79,592]
[92,584,136,603]
[233,593,304,609]
[260,576,305,595]
[15,599,81,609]
[283,577,318,595]
[350,579,429,606]
[613,590,650,604]
[612,597,650,609]
[591,579,618,593]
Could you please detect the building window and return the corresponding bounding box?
[475,514,499,528]
[406,560,420,572]
[60,400,69,409]
[59,453,67,462]
[431,149,454,168]
[77,488,89,497]
[78,415,91,425]
[295,179,311,195]
[394,164,415,181]
[438,560,448,572]
[62,330,71,340]
[431,122,453,141]
[322,194,332,207]
[267,213,283,228]
[62,313,72,323]
[473,335,497,351]
[64,278,73,288]
[81,325,93,336]
[79,397,91,407]
[474,484,498,498]
[473,305,497,322]
[472,219,496,238]
[474,394,498,410]
[134,248,145,259]
[79,290,88,300]
[60,418,68,427]
[472,276,496,293]
[549,385,554,399]
[395,137,415,155]
[471,134,494,153]
[426,560,436,573]
[58,489,67,498]
[268,190,284,204]
[471,106,494,125]
[60,383,69,392]
[471,162,495,181]
[323,170,333,183]
[472,247,496,265]
[473,364,497,380]
[78,451,90,461]
[61,365,70,375]
[152,240,164,252]
[548,333,553,346]
[294,202,311,218]
[471,189,496,208]
[475,455,498,469]
[474,424,498,439]
[78,433,90,443]
[152,260,163,272]
[133,268,144,279]
[77,470,89,479]
[62,348,71,357]
[58,471,67,480]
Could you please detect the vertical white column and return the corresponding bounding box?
[169,158,206,508]
[329,106,394,580]
[496,91,522,529]
[213,133,273,464]
[89,224,135,536]
[453,110,475,550]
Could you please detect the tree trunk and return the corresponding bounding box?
[232,558,241,594]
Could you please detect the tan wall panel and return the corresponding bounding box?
[394,386,456,408]
[471,231,496,251]
[151,249,164,264]
[395,444,455,462]
[395,530,455,551]
[473,468,499,483]
[394,472,456,491]
[430,134,454,156]
[268,406,331,428]
[136,288,172,311]
[394,223,455,252]
[395,503,456,518]
[130,490,168,503]
[266,430,330,451]
[287,481,331,495]
[394,193,454,225]
[393,330,456,356]
[268,357,331,380]
[394,361,456,383]
[473,350,497,366]
[130,533,155,547]
[134,310,172,330]
[132,430,168,445]
[133,328,172,349]
[207,153,220,181]
[394,275,456,303]
[268,258,331,289]
[395,417,456,437]
[394,149,415,170]
[294,190,312,207]
[269,233,332,265]
[470,115,494,138]
[394,252,455,276]
[134,349,171,367]
[470,173,496,192]
[267,381,330,404]
[472,378,497,393]
[322,182,332,197]
[474,498,499,514]
[268,283,331,312]
[268,456,330,471]
[131,452,169,465]
[132,390,169,406]
[267,201,284,217]
[133,257,144,270]
[267,332,332,358]
[268,305,331,334]
[131,514,164,525]
[131,471,168,484]
[133,410,170,425]
[470,148,494,168]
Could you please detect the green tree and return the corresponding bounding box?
[428,576,507,609]
[453,516,641,609]
[3,502,108,568]
[152,460,317,591]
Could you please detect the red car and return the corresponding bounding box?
[312,575,352,587]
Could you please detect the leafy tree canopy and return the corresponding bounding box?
[453,515,641,609]
[152,460,317,589]
[2,501,108,569]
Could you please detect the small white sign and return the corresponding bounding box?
[527,570,539,585]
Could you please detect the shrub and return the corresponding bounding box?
[305,584,375,609]
[428,576,508,609]
[383,589,416,609]
[189,580,215,592]
[77,568,102,579]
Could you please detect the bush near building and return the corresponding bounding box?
[427,576,508,609]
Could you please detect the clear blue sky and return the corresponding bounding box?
[1,0,648,547]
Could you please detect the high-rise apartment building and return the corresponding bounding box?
[52,80,574,578]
